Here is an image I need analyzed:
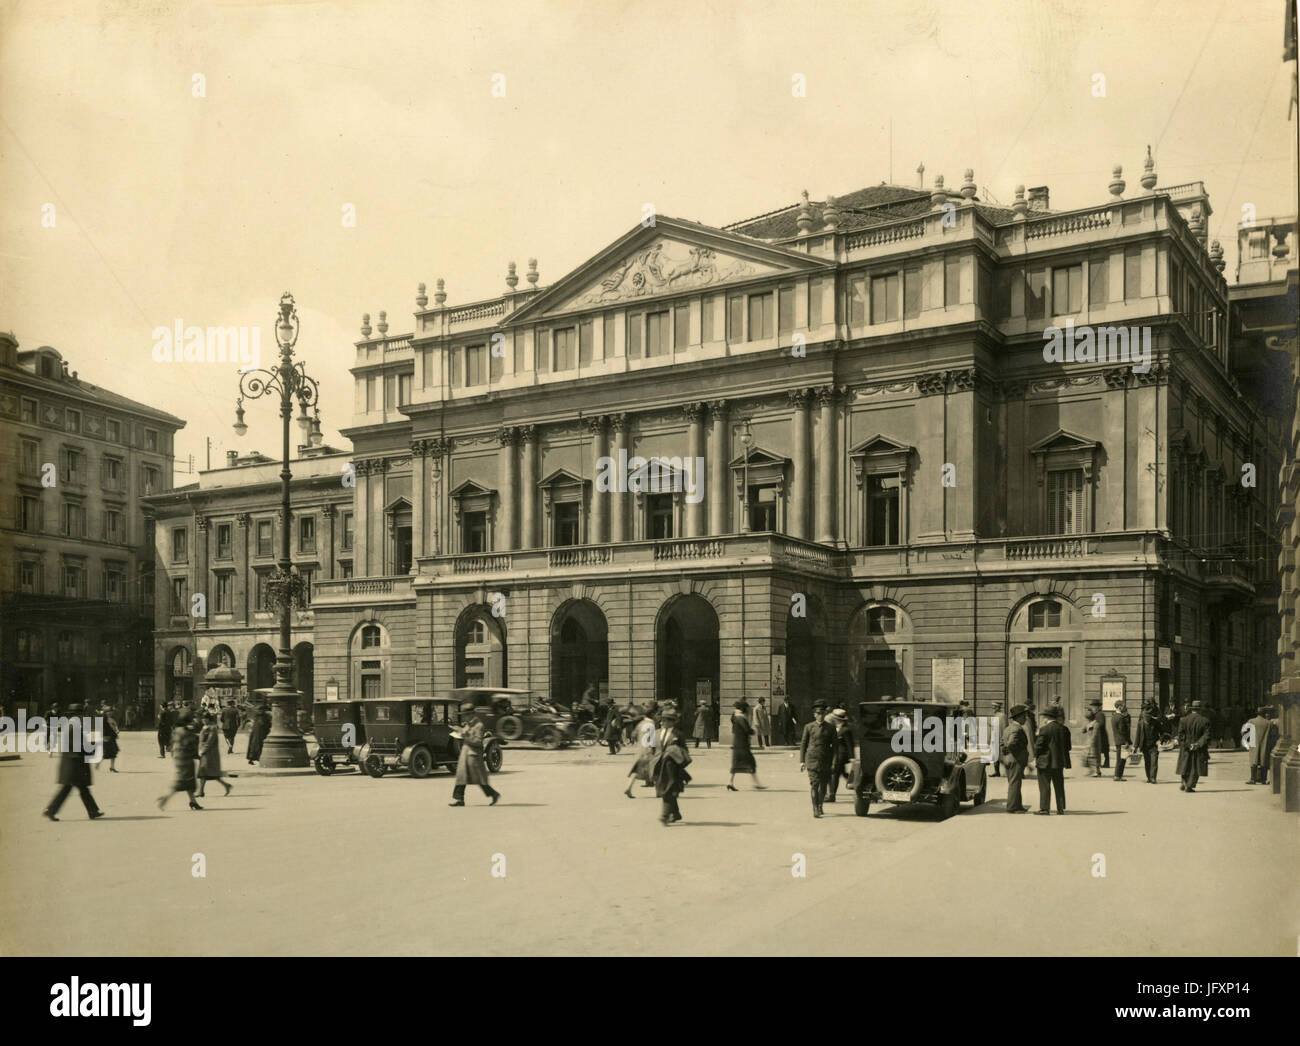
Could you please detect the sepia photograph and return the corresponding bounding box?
[1,0,1298,1006]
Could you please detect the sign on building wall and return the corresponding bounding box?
[1100,673,1125,711]
[770,655,786,699]
[932,657,964,704]
[1158,646,1171,670]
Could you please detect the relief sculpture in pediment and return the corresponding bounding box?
[572,239,760,306]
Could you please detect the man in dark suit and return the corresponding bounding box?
[1084,699,1109,776]
[1133,699,1161,782]
[799,699,837,818]
[989,701,1006,776]
[775,697,798,746]
[1176,699,1211,792]
[1033,705,1071,815]
[1109,699,1131,780]
[1000,704,1030,812]
[1244,706,1279,784]
[43,704,104,821]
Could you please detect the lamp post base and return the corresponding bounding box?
[254,685,310,768]
[258,732,310,768]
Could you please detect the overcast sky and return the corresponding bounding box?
[2,0,1296,475]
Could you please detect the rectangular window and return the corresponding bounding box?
[871,274,900,323]
[104,509,123,544]
[256,520,273,557]
[553,328,575,371]
[728,296,745,340]
[449,348,463,387]
[646,310,671,357]
[214,523,231,559]
[102,456,123,490]
[778,285,795,332]
[554,502,580,547]
[63,564,84,598]
[1052,264,1083,315]
[849,276,868,326]
[21,397,36,423]
[1046,468,1085,535]
[675,303,691,347]
[145,428,158,451]
[748,484,777,532]
[904,267,923,320]
[340,560,353,579]
[512,331,526,372]
[172,527,188,562]
[21,439,38,476]
[490,341,504,381]
[422,348,435,387]
[398,372,412,404]
[602,314,615,359]
[627,314,643,358]
[299,567,314,608]
[535,330,550,372]
[866,474,901,546]
[61,502,85,538]
[63,448,83,485]
[298,515,316,553]
[809,279,823,329]
[463,511,488,553]
[341,512,354,551]
[20,494,41,532]
[19,561,39,594]
[1089,254,1109,307]
[384,373,397,409]
[944,256,961,306]
[747,292,774,340]
[579,319,594,365]
[171,576,188,615]
[1025,269,1048,320]
[66,409,81,433]
[466,344,486,386]
[214,573,231,614]
[1124,247,1142,300]
[141,465,160,496]
[648,493,674,539]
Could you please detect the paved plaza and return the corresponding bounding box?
[2,732,1295,957]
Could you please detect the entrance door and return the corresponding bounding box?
[1028,666,1062,709]
[863,655,902,701]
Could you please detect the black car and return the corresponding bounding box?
[312,700,365,775]
[355,697,504,778]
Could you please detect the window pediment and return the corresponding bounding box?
[1029,429,1099,456]
[449,479,496,500]
[850,434,915,483]
[537,467,589,492]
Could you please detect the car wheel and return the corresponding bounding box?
[313,751,334,776]
[409,747,433,779]
[853,793,871,817]
[535,727,561,751]
[577,723,599,746]
[873,756,925,802]
[497,715,524,741]
[938,793,959,819]
[485,741,503,773]
[363,753,385,779]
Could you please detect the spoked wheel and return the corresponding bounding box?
[485,742,503,773]
[577,723,600,746]
[313,751,334,776]
[363,753,386,778]
[534,728,561,751]
[409,747,433,779]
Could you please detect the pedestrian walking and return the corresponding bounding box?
[1110,699,1131,780]
[989,701,1006,776]
[624,708,658,797]
[1000,704,1030,812]
[100,705,120,773]
[1244,706,1279,784]
[157,709,202,811]
[798,699,837,818]
[775,696,798,746]
[692,700,714,749]
[220,702,240,755]
[196,713,233,798]
[1032,705,1070,815]
[1133,700,1161,783]
[246,703,271,765]
[601,701,623,755]
[43,704,104,821]
[46,702,61,757]
[1176,699,1211,793]
[156,702,174,759]
[727,699,764,791]
[752,696,771,749]
[449,702,500,806]
[652,711,691,825]
[1084,699,1108,776]
[824,707,853,802]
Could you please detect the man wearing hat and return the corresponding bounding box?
[1032,704,1071,814]
[1084,698,1109,777]
[652,709,691,825]
[1244,706,1279,784]
[1000,705,1030,812]
[1022,699,1038,778]
[799,700,837,817]
[1132,699,1162,783]
[450,702,500,806]
[1175,699,1211,792]
[43,703,104,821]
[989,701,1006,777]
[1110,699,1131,780]
[824,708,854,802]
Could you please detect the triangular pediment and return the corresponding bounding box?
[1029,429,1099,454]
[728,445,789,469]
[508,217,832,323]
[537,467,588,488]
[449,479,496,499]
[850,434,914,457]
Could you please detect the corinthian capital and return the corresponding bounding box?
[497,426,519,447]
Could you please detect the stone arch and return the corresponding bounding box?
[1006,589,1086,726]
[550,598,609,706]
[246,644,276,695]
[453,603,507,688]
[206,644,236,670]
[784,591,828,726]
[845,599,914,704]
[655,591,720,722]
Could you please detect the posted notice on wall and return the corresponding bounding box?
[931,657,964,704]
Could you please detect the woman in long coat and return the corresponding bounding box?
[101,706,120,772]
[157,709,202,811]
[623,708,657,797]
[692,702,714,749]
[600,702,623,755]
[727,699,764,791]
[653,713,691,825]
[196,713,232,798]
[156,703,174,759]
[449,702,500,805]
[246,704,271,764]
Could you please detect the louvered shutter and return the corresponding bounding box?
[1046,472,1060,534]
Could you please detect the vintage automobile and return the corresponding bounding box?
[312,700,366,775]
[850,700,988,819]
[355,697,504,778]
[450,687,578,749]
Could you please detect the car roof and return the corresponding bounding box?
[356,696,461,705]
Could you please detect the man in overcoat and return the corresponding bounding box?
[156,701,174,759]
[1176,699,1211,792]
[450,702,500,806]
[43,704,103,821]
[1084,699,1109,776]
[799,699,837,817]
[1109,699,1132,781]
[989,701,1006,777]
[220,702,240,755]
[1033,705,1071,815]
[1244,705,1278,785]
[1000,704,1030,812]
[1132,700,1162,783]
[775,697,798,746]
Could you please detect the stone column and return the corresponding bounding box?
[429,436,452,556]
[324,504,337,579]
[789,388,812,539]
[235,513,250,623]
[194,515,209,628]
[355,459,370,576]
[410,439,426,562]
[610,413,629,543]
[708,400,729,534]
[685,403,706,537]
[815,385,837,543]
[519,425,538,549]
[498,427,519,551]
[587,417,608,543]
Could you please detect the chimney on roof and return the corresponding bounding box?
[1026,186,1050,212]
[226,450,238,466]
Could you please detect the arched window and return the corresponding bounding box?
[468,620,488,644]
[360,625,382,649]
[1028,600,1063,631]
[867,607,897,635]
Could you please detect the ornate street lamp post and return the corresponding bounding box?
[739,418,753,534]
[232,292,321,767]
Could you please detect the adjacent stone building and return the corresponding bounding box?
[310,156,1286,740]
[0,333,184,719]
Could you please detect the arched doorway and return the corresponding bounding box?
[293,641,315,711]
[656,594,719,725]
[455,608,506,688]
[1007,596,1083,725]
[165,645,194,707]
[207,645,236,670]
[785,604,827,727]
[551,599,608,707]
[846,602,913,705]
[247,644,277,694]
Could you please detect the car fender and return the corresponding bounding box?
[938,764,964,796]
[399,744,420,765]
[356,742,372,764]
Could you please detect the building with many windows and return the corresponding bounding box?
[143,445,353,715]
[310,155,1286,738]
[0,333,184,717]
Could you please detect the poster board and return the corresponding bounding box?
[931,657,964,704]
[1100,675,1125,712]
[770,655,786,699]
